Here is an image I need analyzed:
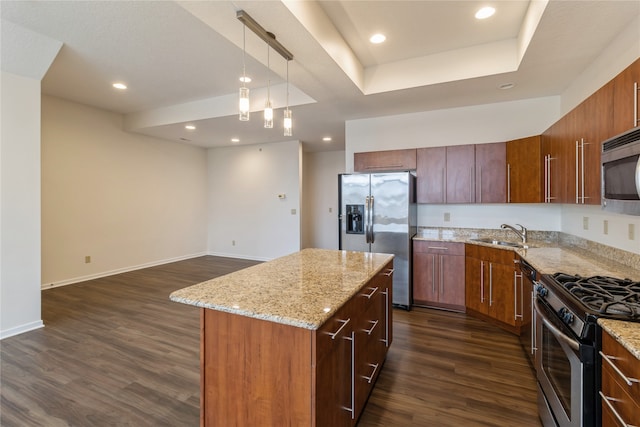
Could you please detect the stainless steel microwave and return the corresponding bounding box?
[602,127,640,215]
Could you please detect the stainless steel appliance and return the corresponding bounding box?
[339,172,417,309]
[602,126,640,215]
[534,273,640,427]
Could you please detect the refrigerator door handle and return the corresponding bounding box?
[365,196,371,243]
[369,196,376,243]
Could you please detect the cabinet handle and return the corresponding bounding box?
[480,261,485,303]
[382,268,394,277]
[600,351,640,386]
[328,318,351,340]
[364,164,402,170]
[575,140,580,204]
[440,256,444,295]
[363,319,379,335]
[382,289,389,347]
[427,246,449,250]
[431,254,436,294]
[442,168,446,204]
[362,287,378,299]
[363,363,379,384]
[489,263,494,306]
[343,331,355,419]
[507,163,511,203]
[544,155,548,202]
[599,391,637,427]
[634,82,639,127]
[470,167,474,202]
[514,271,523,320]
[581,139,588,202]
[479,166,483,203]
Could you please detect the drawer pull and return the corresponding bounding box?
[382,268,394,277]
[362,363,379,384]
[599,391,637,427]
[363,319,379,335]
[362,287,378,299]
[600,351,640,387]
[328,318,350,340]
[427,246,449,250]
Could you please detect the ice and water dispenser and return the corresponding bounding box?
[345,204,364,234]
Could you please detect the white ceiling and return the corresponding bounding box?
[2,0,639,152]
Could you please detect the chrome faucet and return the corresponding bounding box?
[501,223,528,244]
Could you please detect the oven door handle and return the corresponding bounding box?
[534,297,580,352]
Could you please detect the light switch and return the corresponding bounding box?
[291,209,296,215]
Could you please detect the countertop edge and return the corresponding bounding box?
[598,318,640,360]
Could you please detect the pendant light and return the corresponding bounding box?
[284,59,292,136]
[264,41,273,129]
[239,24,250,121]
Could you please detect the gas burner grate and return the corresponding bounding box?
[551,273,640,319]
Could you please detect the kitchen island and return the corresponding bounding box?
[170,248,394,427]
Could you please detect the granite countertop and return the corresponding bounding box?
[170,248,394,330]
[599,319,640,360]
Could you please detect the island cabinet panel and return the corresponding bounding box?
[600,331,640,427]
[475,142,506,203]
[506,135,543,203]
[464,244,521,335]
[354,149,417,172]
[413,240,465,312]
[199,259,393,427]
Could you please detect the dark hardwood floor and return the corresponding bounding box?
[1,255,540,426]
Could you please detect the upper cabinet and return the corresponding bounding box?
[506,136,543,203]
[416,145,475,204]
[611,58,640,137]
[353,149,417,172]
[475,142,506,203]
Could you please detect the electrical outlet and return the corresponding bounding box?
[291,209,297,215]
[232,240,236,246]
[444,212,451,222]
[329,207,332,213]
[603,220,608,235]
[629,224,635,240]
[85,255,91,264]
[582,217,589,230]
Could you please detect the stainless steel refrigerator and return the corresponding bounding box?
[338,172,417,309]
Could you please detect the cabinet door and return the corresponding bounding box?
[465,255,487,315]
[506,135,543,203]
[413,251,438,305]
[354,149,417,172]
[475,142,506,203]
[611,58,640,136]
[440,254,466,309]
[580,86,611,205]
[316,309,354,427]
[416,147,446,203]
[541,123,564,203]
[487,261,517,327]
[446,144,475,203]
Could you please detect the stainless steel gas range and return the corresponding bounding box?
[533,272,640,427]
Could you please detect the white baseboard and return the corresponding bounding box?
[1,320,44,340]
[207,251,271,262]
[41,252,208,290]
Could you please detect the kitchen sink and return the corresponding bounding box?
[469,238,529,248]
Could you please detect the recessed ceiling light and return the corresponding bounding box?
[112,82,127,90]
[499,83,515,90]
[322,137,332,142]
[475,6,495,20]
[185,125,196,130]
[369,34,386,44]
[231,138,240,143]
[239,76,252,83]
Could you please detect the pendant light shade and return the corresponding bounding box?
[239,24,250,121]
[264,42,273,129]
[284,60,292,136]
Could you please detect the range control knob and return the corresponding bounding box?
[535,284,548,298]
[563,311,574,325]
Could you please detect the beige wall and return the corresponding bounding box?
[41,96,208,287]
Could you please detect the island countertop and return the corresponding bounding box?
[170,248,394,330]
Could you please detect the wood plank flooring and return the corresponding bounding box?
[1,255,540,426]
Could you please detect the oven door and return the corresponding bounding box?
[534,298,583,427]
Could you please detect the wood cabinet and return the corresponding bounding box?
[506,135,543,203]
[413,240,465,312]
[465,244,522,334]
[475,142,506,203]
[354,149,417,172]
[200,260,393,427]
[600,330,640,427]
[611,57,640,137]
[416,145,475,204]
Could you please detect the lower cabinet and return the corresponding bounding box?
[199,259,394,427]
[600,331,640,427]
[465,244,523,334]
[413,240,465,312]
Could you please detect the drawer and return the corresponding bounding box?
[601,365,640,426]
[601,332,640,403]
[414,240,465,255]
[465,243,515,265]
